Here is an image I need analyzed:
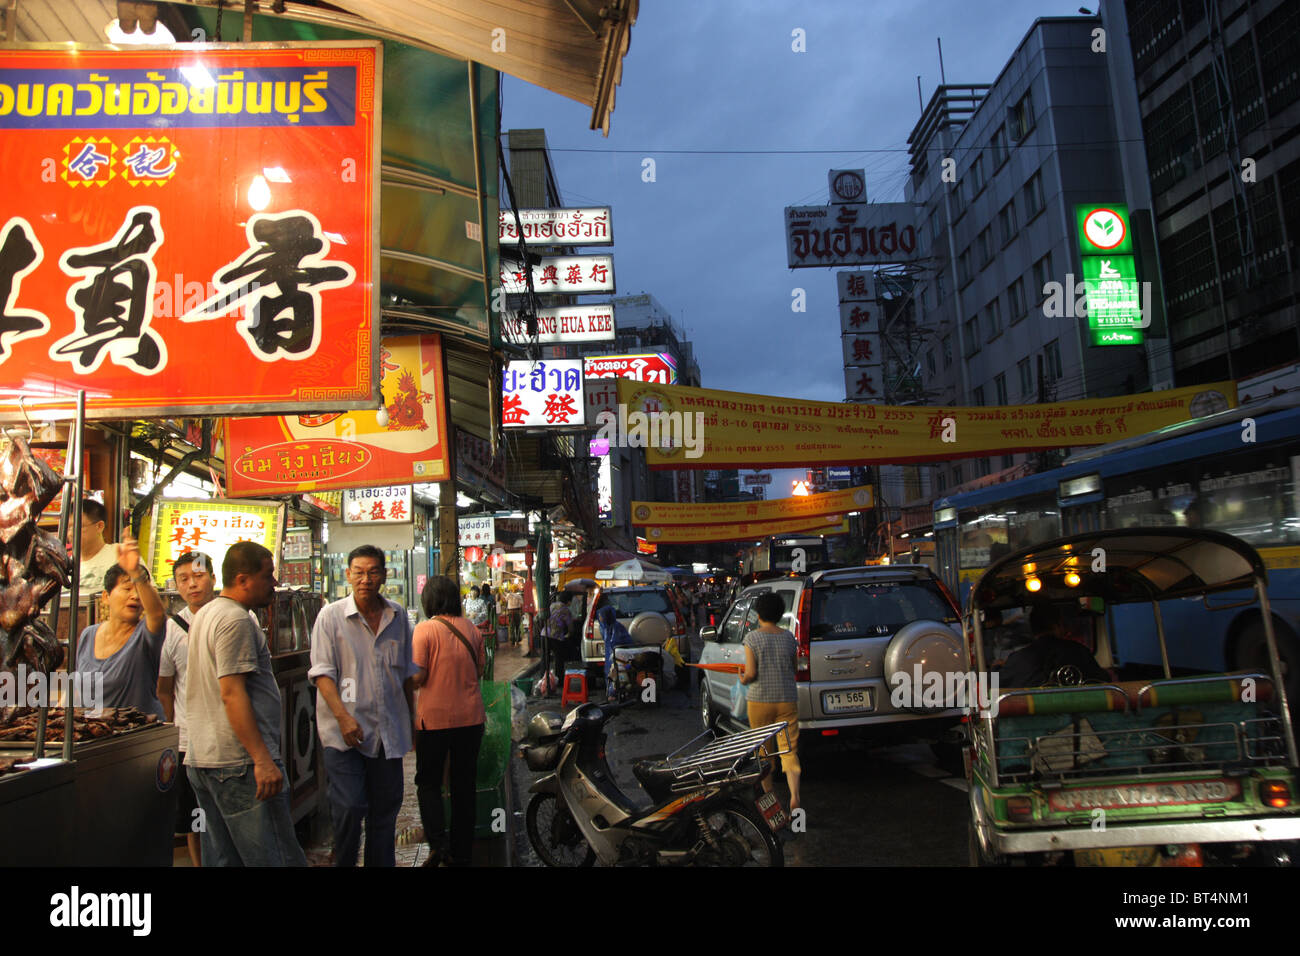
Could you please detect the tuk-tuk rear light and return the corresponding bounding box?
[1006,796,1034,821]
[1025,577,1042,593]
[1064,571,1082,588]
[1260,780,1291,808]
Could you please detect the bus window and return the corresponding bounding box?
[1006,494,1058,553]
[1104,466,1197,530]
[1197,453,1300,546]
[960,513,1007,570]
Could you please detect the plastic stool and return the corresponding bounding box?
[560,668,589,708]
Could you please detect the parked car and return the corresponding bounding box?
[698,565,966,744]
[581,584,688,672]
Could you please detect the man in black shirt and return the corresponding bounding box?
[999,603,1109,688]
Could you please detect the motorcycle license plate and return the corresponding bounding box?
[756,791,789,832]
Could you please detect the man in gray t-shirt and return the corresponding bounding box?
[184,542,305,866]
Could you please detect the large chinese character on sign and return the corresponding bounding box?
[0,43,380,418]
[343,486,413,525]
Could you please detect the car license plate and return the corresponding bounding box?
[821,688,873,714]
[755,791,789,832]
[1074,846,1160,867]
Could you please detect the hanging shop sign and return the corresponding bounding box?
[1075,203,1143,347]
[742,472,772,486]
[458,515,495,546]
[838,271,877,302]
[0,42,381,419]
[636,537,657,555]
[842,334,883,368]
[498,207,612,246]
[502,359,585,428]
[499,254,614,295]
[301,490,342,517]
[643,516,850,545]
[224,334,449,496]
[840,302,879,334]
[585,376,620,425]
[583,353,678,385]
[500,304,616,345]
[616,379,1239,470]
[632,486,872,527]
[844,366,884,402]
[343,485,412,525]
[785,202,918,268]
[143,497,285,587]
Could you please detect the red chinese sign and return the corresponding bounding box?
[0,43,380,419]
[224,335,449,496]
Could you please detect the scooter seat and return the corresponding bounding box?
[632,759,678,800]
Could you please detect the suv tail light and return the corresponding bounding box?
[935,575,961,618]
[795,587,811,681]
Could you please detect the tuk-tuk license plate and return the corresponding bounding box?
[756,791,789,831]
[822,689,873,714]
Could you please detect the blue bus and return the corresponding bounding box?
[934,392,1300,698]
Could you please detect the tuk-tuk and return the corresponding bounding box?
[965,528,1300,866]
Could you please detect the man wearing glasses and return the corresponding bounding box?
[308,545,420,866]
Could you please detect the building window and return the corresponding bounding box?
[952,464,963,486]
[990,124,1009,168]
[969,152,985,195]
[994,372,1008,406]
[964,317,980,357]
[936,472,947,492]
[1002,454,1015,470]
[1017,356,1033,398]
[984,298,1002,339]
[1044,338,1062,383]
[1023,170,1045,220]
[999,200,1018,245]
[936,272,947,303]
[978,226,993,266]
[1010,87,1035,142]
[972,385,985,406]
[926,349,937,376]
[942,334,953,368]
[929,206,942,244]
[1007,277,1026,323]
[957,246,973,286]
[1031,251,1053,302]
[977,457,991,478]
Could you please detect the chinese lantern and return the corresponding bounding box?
[488,551,504,569]
[464,546,484,563]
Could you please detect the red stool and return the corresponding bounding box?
[560,668,589,708]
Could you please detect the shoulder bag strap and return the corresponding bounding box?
[437,616,480,669]
[170,613,190,633]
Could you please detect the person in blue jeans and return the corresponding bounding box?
[185,542,306,866]
[309,545,419,867]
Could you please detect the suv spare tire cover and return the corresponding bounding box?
[628,610,671,646]
[883,620,965,710]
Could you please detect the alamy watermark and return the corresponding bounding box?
[593,405,705,459]
[0,665,102,710]
[889,665,1001,717]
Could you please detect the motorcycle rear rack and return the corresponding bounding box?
[661,722,791,792]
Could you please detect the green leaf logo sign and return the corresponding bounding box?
[1084,208,1125,250]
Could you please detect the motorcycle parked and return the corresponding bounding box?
[521,701,789,866]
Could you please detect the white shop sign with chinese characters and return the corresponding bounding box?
[502,360,586,428]
[458,515,495,546]
[837,271,877,302]
[343,486,413,525]
[842,333,884,368]
[498,207,612,247]
[844,367,884,402]
[500,304,616,345]
[499,255,615,295]
[840,301,879,334]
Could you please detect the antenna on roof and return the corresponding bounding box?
[937,37,947,86]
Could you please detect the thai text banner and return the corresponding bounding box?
[643,517,850,545]
[223,335,449,496]
[144,497,283,586]
[0,66,357,129]
[0,43,380,419]
[615,379,1239,470]
[631,486,873,526]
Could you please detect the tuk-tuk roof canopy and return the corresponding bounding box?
[970,528,1268,612]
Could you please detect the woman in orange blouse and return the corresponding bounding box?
[412,576,485,867]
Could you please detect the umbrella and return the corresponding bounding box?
[562,578,598,592]
[596,558,670,583]
[557,549,655,587]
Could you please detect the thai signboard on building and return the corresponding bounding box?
[458,515,494,546]
[500,304,615,345]
[499,254,614,295]
[583,353,678,385]
[498,207,612,246]
[343,485,413,525]
[144,497,285,587]
[1075,204,1144,347]
[0,43,382,419]
[502,359,585,428]
[784,203,918,268]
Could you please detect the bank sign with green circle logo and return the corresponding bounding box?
[1076,203,1141,345]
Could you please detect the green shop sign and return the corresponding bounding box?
[1076,204,1142,346]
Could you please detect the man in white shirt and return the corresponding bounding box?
[78,498,119,598]
[157,550,218,867]
[309,545,419,867]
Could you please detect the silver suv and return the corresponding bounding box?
[580,585,685,668]
[697,566,965,740]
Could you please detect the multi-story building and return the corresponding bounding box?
[1101,0,1300,384]
[906,15,1170,497]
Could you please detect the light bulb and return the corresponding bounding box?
[375,405,389,428]
[247,174,271,211]
[1064,571,1082,587]
[1025,577,1042,592]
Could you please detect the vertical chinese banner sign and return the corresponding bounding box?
[0,43,381,418]
[223,334,450,495]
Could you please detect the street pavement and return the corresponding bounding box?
[513,633,971,866]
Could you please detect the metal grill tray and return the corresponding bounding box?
[659,721,791,792]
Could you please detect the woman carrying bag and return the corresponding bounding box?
[412,577,485,867]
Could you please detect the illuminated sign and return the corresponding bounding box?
[1076,204,1142,346]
